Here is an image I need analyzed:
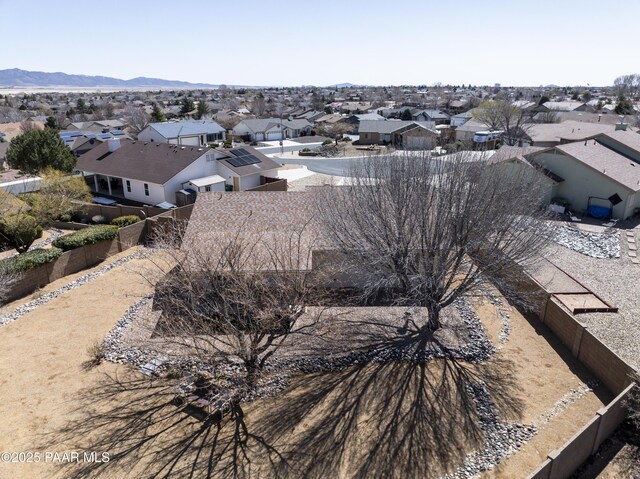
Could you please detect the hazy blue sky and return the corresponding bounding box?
[1,0,637,87]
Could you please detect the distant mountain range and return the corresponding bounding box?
[0,68,219,88]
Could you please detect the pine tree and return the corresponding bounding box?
[6,129,76,174]
[151,103,166,123]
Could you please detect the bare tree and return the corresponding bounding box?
[143,216,327,397]
[473,100,532,146]
[251,94,266,116]
[123,105,151,137]
[315,122,354,140]
[536,110,560,124]
[317,151,551,332]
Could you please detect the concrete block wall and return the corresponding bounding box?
[528,384,634,479]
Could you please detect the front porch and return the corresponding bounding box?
[84,173,125,198]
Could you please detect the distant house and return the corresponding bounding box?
[344,113,386,129]
[59,130,130,156]
[232,118,313,141]
[527,130,640,219]
[538,101,589,113]
[450,111,473,127]
[358,120,439,148]
[454,119,488,143]
[525,120,631,147]
[76,139,283,205]
[412,109,450,125]
[66,120,125,133]
[138,120,226,146]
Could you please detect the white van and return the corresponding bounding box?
[473,130,504,143]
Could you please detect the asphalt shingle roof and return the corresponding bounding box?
[554,140,640,191]
[76,139,211,185]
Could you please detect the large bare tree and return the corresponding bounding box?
[317,151,551,332]
[144,216,327,394]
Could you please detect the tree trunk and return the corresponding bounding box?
[245,357,260,389]
[427,305,441,332]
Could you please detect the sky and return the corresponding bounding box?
[1,0,638,87]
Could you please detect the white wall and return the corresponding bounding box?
[232,122,253,138]
[240,173,262,189]
[0,177,42,195]
[163,153,218,203]
[137,127,166,143]
[186,181,225,193]
[215,161,237,187]
[123,178,166,205]
[168,135,201,146]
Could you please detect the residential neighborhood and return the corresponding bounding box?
[1,2,640,478]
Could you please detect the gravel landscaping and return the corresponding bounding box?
[547,246,640,370]
[443,379,598,479]
[551,224,620,259]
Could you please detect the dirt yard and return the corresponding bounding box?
[0,251,611,478]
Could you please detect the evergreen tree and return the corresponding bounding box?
[180,98,195,115]
[45,116,58,130]
[195,101,210,120]
[6,129,76,174]
[401,108,413,121]
[151,103,166,122]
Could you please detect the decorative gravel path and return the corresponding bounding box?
[0,249,148,327]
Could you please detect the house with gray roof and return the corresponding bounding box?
[232,118,313,141]
[538,101,589,113]
[138,120,226,146]
[358,120,439,149]
[66,120,125,133]
[412,109,450,124]
[527,130,640,218]
[76,139,282,206]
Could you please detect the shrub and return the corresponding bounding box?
[111,215,141,228]
[85,340,105,368]
[57,213,72,222]
[0,246,63,273]
[52,225,118,251]
[322,140,333,146]
[0,214,43,254]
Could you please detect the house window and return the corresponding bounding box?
[364,133,370,139]
[205,185,212,192]
[126,180,131,193]
[144,183,149,196]
[206,133,221,142]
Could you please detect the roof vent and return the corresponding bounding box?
[181,146,185,150]
[144,142,148,145]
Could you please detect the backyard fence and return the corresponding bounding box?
[524,282,635,478]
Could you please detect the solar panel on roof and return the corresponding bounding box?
[98,133,111,139]
[110,130,124,135]
[84,134,97,139]
[226,157,245,168]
